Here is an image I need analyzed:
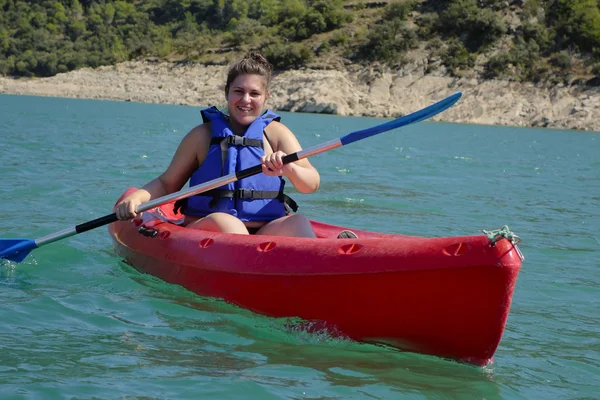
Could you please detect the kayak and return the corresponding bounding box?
[109,188,523,366]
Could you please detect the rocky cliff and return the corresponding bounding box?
[1,60,598,131]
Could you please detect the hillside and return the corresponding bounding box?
[1,0,600,86]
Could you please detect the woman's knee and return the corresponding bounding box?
[258,213,315,237]
[288,214,315,236]
[187,212,248,234]
[286,213,311,226]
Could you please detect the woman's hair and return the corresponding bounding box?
[225,52,273,94]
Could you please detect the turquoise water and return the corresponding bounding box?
[1,94,598,399]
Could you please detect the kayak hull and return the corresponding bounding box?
[109,188,522,366]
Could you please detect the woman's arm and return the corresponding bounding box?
[115,124,211,219]
[263,121,320,194]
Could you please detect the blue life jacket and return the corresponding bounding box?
[178,107,297,222]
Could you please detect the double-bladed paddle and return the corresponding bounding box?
[0,92,462,262]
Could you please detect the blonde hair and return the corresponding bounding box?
[225,52,273,94]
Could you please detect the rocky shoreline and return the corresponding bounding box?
[1,60,599,131]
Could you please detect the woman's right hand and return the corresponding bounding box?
[115,196,143,220]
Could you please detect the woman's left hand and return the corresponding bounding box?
[261,151,291,177]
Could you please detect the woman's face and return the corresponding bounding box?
[226,74,269,130]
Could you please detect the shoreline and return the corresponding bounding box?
[1,60,599,132]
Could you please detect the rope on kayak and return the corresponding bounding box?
[482,225,524,261]
[482,225,520,245]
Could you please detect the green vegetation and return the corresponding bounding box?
[1,0,599,83]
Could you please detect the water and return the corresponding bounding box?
[1,94,598,399]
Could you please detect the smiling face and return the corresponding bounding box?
[226,74,269,133]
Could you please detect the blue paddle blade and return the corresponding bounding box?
[340,92,462,146]
[0,239,37,263]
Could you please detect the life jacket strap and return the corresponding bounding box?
[211,136,264,175]
[173,190,298,215]
[210,136,263,148]
[205,189,298,212]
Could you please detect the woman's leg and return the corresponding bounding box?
[186,212,249,234]
[256,214,316,238]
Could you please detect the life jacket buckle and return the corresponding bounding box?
[236,188,254,199]
[227,136,247,146]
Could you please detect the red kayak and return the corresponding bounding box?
[109,188,522,366]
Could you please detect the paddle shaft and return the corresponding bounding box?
[33,138,341,248]
[1,92,462,261]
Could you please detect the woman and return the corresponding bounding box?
[115,52,320,237]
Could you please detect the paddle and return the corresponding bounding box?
[0,92,462,263]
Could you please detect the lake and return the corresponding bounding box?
[1,94,598,399]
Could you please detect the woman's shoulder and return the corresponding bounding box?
[265,120,294,138]
[264,120,302,152]
[177,123,212,151]
[186,122,211,139]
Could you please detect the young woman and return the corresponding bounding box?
[115,52,320,237]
